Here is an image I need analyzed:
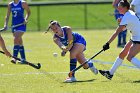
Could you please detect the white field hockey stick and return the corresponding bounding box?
[0,23,25,32]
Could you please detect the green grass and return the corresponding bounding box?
[0,4,116,31]
[0,30,140,93]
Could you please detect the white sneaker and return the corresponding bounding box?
[11,58,17,64]
[90,67,98,75]
[64,77,77,83]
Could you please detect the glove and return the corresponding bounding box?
[103,42,110,51]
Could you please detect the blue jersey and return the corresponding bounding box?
[10,0,26,32]
[55,27,86,48]
[114,9,124,20]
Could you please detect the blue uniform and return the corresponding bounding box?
[114,9,124,20]
[54,27,86,50]
[54,27,87,77]
[10,0,26,32]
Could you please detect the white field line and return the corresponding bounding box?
[0,60,139,76]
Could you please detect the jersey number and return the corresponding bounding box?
[13,11,17,17]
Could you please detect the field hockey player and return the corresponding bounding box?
[3,0,31,64]
[48,20,98,83]
[99,0,140,80]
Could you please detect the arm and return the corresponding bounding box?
[107,25,126,44]
[0,35,11,57]
[53,36,63,50]
[4,3,11,29]
[53,36,67,56]
[22,1,31,23]
[103,25,125,51]
[65,27,73,51]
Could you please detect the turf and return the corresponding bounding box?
[0,30,140,93]
[0,4,116,31]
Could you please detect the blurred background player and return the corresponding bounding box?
[112,0,127,48]
[3,0,31,64]
[0,34,11,57]
[48,20,98,82]
[99,0,140,80]
[130,0,140,18]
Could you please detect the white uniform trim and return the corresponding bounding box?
[120,10,140,41]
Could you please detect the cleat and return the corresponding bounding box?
[17,60,26,64]
[99,70,113,80]
[64,77,77,83]
[90,67,98,75]
[10,58,16,64]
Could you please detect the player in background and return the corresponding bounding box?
[0,34,11,57]
[3,0,30,64]
[130,0,140,18]
[48,20,98,82]
[112,0,127,48]
[99,0,140,80]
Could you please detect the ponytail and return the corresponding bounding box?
[49,20,61,27]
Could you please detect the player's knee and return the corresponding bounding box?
[70,52,77,57]
[126,56,132,62]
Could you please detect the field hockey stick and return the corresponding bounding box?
[68,49,104,77]
[0,51,41,69]
[44,26,50,34]
[0,23,25,32]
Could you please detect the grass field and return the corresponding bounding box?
[0,4,116,31]
[0,30,140,93]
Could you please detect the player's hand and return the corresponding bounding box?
[0,26,8,32]
[61,45,68,52]
[61,51,66,56]
[103,42,110,51]
[4,50,12,57]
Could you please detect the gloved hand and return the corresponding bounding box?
[103,42,110,51]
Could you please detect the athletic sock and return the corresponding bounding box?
[88,61,96,70]
[131,57,140,68]
[109,57,123,75]
[19,46,26,60]
[13,45,20,57]
[70,58,77,77]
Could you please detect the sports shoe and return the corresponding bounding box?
[17,59,26,64]
[99,70,113,80]
[90,67,98,75]
[64,77,77,83]
[11,58,16,64]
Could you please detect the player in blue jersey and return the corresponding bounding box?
[3,0,30,64]
[48,20,98,82]
[112,0,127,47]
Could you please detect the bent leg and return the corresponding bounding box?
[127,43,140,68]
[110,41,132,75]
